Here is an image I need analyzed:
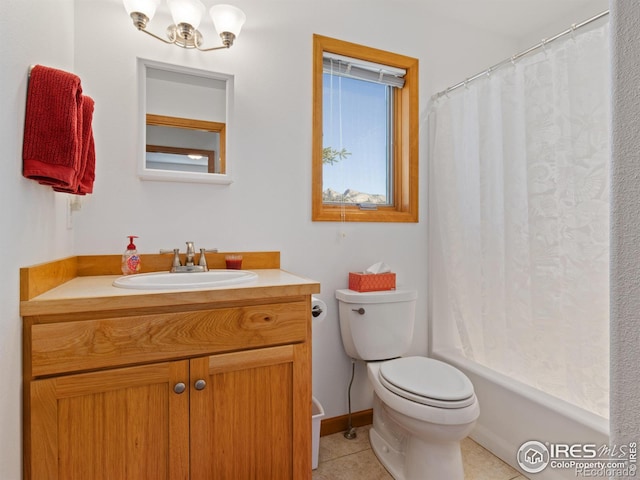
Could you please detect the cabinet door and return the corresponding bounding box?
[28,361,190,480]
[190,344,311,479]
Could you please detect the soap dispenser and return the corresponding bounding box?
[121,235,141,275]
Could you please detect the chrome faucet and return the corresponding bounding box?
[185,241,196,266]
[160,242,218,272]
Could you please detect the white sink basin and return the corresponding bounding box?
[113,270,258,290]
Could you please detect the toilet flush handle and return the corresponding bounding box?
[352,308,365,315]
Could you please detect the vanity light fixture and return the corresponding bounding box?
[123,0,246,51]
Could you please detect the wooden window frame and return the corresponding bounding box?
[146,114,226,174]
[312,35,419,222]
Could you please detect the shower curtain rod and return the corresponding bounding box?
[432,10,609,100]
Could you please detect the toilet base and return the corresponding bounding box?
[369,427,403,479]
[369,395,466,480]
[370,426,465,480]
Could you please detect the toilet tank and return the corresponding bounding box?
[335,289,417,361]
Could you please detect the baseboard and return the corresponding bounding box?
[320,409,373,437]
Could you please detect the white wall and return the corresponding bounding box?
[1,1,627,479]
[609,0,640,472]
[0,1,76,479]
[146,70,227,122]
[70,0,521,421]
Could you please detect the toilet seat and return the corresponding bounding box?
[378,357,475,409]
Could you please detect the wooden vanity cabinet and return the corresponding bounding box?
[190,344,307,479]
[23,298,313,480]
[28,360,191,479]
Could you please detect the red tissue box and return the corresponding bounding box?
[348,272,396,292]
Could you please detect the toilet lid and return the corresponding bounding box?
[379,357,475,409]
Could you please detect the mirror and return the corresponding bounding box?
[137,58,234,184]
[146,115,225,173]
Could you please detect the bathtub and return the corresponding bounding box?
[432,349,610,480]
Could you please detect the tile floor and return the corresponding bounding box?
[312,426,529,480]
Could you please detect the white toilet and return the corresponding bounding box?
[336,288,479,480]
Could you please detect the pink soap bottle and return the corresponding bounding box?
[121,235,141,275]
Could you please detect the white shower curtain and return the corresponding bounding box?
[428,23,610,418]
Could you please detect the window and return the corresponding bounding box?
[312,35,419,222]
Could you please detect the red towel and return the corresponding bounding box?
[53,95,96,195]
[23,65,83,189]
[77,96,96,194]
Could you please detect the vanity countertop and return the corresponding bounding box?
[20,253,320,317]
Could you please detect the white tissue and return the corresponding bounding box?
[311,296,327,323]
[365,262,391,274]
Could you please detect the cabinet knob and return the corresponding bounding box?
[173,382,186,394]
[194,379,207,391]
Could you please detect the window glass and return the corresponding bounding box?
[322,74,392,205]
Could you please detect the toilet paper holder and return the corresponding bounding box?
[311,296,327,323]
[312,304,324,317]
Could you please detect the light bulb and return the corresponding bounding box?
[123,0,160,19]
[210,4,246,37]
[168,0,205,29]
